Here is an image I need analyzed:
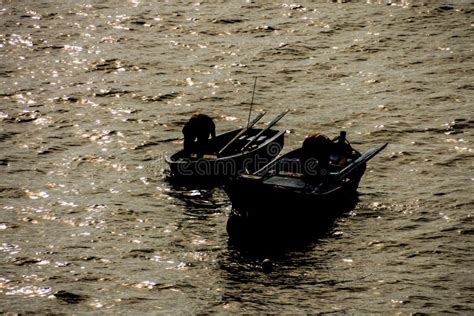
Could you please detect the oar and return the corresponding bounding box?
[218,111,266,156]
[334,143,388,181]
[252,153,284,177]
[240,109,289,152]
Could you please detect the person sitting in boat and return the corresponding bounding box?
[301,132,334,180]
[182,113,216,157]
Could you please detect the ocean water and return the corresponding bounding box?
[1,0,473,314]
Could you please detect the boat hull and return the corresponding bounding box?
[225,176,362,245]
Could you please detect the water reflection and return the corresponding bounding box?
[1,0,473,313]
[166,184,230,211]
[226,194,359,255]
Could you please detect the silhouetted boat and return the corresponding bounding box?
[225,132,387,243]
[165,127,285,182]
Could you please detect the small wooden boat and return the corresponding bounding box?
[166,111,288,183]
[165,127,286,181]
[225,132,387,243]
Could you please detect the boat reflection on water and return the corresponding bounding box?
[226,193,360,252]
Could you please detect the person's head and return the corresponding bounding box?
[187,113,214,140]
[191,113,210,120]
[302,132,332,155]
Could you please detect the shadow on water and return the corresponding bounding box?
[165,183,231,220]
[166,175,359,256]
[164,170,231,191]
[165,176,359,275]
[226,195,359,256]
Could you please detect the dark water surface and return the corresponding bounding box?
[1,0,473,314]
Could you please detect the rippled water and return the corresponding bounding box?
[1,0,473,314]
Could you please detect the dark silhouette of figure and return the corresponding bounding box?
[333,131,355,161]
[182,113,216,157]
[302,132,334,179]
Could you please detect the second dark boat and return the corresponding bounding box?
[225,131,387,244]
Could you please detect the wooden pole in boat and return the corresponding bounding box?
[240,109,289,152]
[218,111,266,156]
[247,76,258,128]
